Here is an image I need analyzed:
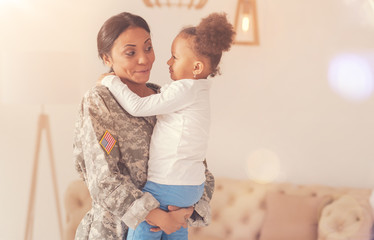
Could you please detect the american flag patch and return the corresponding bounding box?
[99,130,116,155]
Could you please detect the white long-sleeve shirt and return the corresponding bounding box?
[102,75,211,185]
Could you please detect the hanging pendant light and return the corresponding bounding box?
[234,0,259,45]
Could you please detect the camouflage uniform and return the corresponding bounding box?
[74,84,214,240]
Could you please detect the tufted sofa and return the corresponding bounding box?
[63,178,374,240]
[189,178,373,240]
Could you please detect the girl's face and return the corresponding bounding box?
[167,35,197,81]
[104,27,155,85]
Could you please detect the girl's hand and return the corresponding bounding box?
[97,72,115,85]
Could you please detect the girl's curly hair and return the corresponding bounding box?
[180,12,235,77]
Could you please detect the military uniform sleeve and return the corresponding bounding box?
[74,86,160,229]
[188,160,215,227]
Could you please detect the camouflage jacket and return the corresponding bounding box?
[73,84,215,240]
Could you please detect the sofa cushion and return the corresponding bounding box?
[318,195,373,240]
[259,191,331,240]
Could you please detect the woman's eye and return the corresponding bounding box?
[146,45,153,52]
[125,51,135,56]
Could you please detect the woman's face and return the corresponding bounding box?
[167,35,196,80]
[104,27,155,85]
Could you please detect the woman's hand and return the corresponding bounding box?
[167,205,194,229]
[146,206,194,234]
[167,205,194,228]
[97,72,115,85]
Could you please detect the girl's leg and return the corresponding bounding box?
[143,181,205,240]
[127,221,163,240]
[161,226,188,240]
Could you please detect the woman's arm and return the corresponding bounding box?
[74,86,160,230]
[101,75,196,116]
[188,160,215,227]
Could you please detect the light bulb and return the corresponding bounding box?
[241,15,250,32]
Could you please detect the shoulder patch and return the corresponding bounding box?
[100,130,116,154]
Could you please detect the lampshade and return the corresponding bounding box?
[0,51,83,105]
[234,0,259,45]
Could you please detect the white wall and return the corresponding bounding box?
[1,0,374,239]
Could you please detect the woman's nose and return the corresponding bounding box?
[138,52,149,65]
[167,58,172,66]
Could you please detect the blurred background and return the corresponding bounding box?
[1,0,374,239]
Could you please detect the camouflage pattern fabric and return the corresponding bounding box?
[74,84,215,240]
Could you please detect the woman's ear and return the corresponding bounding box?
[102,54,113,68]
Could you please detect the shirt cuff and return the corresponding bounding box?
[188,199,211,227]
[121,192,160,230]
[101,75,117,87]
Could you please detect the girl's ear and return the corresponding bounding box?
[102,54,113,68]
[193,61,204,76]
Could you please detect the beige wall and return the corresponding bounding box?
[1,0,374,239]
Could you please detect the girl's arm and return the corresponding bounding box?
[101,75,197,116]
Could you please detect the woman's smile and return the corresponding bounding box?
[135,69,151,74]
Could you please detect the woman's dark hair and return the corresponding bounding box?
[180,12,235,77]
[97,12,150,60]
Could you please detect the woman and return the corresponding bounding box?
[73,12,214,239]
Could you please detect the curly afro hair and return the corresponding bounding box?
[180,12,235,77]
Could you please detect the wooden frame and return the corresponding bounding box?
[234,0,259,45]
[24,113,63,240]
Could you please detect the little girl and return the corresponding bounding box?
[101,12,235,240]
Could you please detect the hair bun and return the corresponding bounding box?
[195,12,235,56]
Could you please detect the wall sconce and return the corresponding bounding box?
[234,0,259,45]
[142,0,208,9]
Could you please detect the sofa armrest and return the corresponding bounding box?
[63,180,92,240]
[318,195,373,240]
